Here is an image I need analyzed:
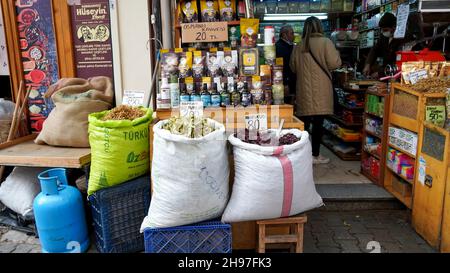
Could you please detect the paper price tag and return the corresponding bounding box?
[426,105,446,127]
[123,90,145,107]
[245,114,268,131]
[180,101,204,118]
[418,156,427,186]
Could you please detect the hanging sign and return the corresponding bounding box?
[394,4,410,39]
[181,22,228,43]
[70,0,114,79]
[245,114,268,131]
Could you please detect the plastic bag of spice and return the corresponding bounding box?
[179,0,199,23]
[222,129,323,223]
[140,118,229,229]
[87,106,153,196]
[219,0,235,21]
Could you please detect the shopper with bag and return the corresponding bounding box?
[290,16,342,164]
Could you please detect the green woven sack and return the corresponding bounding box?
[87,107,153,196]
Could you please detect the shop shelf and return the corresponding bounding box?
[361,168,380,184]
[323,127,361,143]
[385,185,412,209]
[322,140,361,161]
[176,20,240,28]
[365,111,383,119]
[387,143,416,159]
[354,0,398,16]
[363,149,380,160]
[386,166,414,185]
[88,175,151,253]
[338,102,365,111]
[328,115,363,127]
[144,221,232,253]
[365,128,382,139]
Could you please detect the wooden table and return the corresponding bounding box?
[0,134,91,169]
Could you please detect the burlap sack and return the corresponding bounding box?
[35,77,114,148]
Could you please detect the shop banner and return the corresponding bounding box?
[70,0,114,80]
[0,3,9,76]
[15,0,60,132]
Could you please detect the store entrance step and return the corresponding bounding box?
[316,184,404,211]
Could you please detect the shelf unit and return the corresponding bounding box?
[361,88,390,187]
[353,0,400,17]
[323,80,373,161]
[383,83,448,209]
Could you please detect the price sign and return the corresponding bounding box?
[426,105,446,127]
[245,114,268,131]
[181,22,228,43]
[409,69,428,85]
[180,101,204,118]
[123,90,145,107]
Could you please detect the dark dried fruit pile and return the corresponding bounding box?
[279,133,300,145]
[235,129,300,146]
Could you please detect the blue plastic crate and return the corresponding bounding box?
[88,175,151,253]
[144,221,232,253]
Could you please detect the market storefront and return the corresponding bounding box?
[0,0,450,255]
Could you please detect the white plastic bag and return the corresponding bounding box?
[141,119,229,230]
[0,98,16,143]
[222,129,323,223]
[0,167,47,219]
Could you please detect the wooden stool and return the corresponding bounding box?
[257,215,308,253]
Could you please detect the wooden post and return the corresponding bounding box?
[258,224,266,254]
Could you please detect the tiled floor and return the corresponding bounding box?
[314,146,371,185]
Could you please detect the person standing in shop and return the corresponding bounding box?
[363,12,403,77]
[276,25,296,105]
[290,16,342,164]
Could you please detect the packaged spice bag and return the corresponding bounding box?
[264,45,276,66]
[240,18,259,48]
[240,48,259,77]
[221,50,238,77]
[229,26,241,48]
[250,76,264,105]
[178,51,193,78]
[180,0,199,23]
[272,64,284,84]
[207,51,223,77]
[219,0,235,21]
[260,65,272,78]
[161,50,179,78]
[192,51,206,79]
[200,0,219,22]
[440,62,450,78]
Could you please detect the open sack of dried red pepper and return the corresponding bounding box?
[222,129,323,223]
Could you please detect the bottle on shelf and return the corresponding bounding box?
[179,83,190,103]
[231,82,241,107]
[211,83,221,107]
[158,77,171,109]
[220,83,231,107]
[169,76,180,109]
[190,84,202,102]
[241,82,252,108]
[200,83,212,108]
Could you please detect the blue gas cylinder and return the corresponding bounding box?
[33,169,90,253]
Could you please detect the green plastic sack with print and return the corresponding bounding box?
[87,107,153,196]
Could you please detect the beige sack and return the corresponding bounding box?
[35,77,114,148]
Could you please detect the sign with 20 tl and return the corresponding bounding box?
[181,22,228,43]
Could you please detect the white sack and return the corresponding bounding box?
[222,129,323,223]
[141,119,229,230]
[0,167,47,219]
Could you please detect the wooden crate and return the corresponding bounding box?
[389,83,446,133]
[411,122,450,251]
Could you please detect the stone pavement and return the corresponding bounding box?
[303,210,437,253]
[0,209,437,253]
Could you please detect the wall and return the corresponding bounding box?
[111,0,153,105]
[0,2,9,76]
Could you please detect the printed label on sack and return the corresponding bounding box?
[123,90,145,107]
